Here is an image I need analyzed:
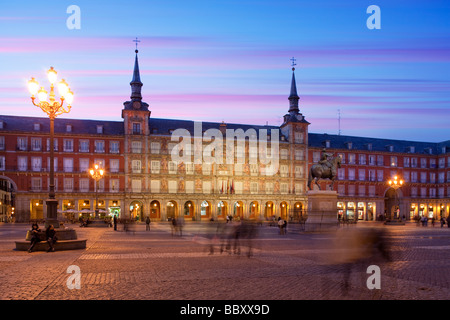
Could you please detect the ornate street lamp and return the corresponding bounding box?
[28,67,73,228]
[387,175,404,221]
[89,164,105,219]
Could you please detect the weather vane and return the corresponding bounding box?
[290,57,297,71]
[133,37,141,53]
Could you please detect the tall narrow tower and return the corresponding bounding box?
[280,57,310,198]
[122,43,151,218]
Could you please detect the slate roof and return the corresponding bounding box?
[149,118,279,136]
[0,114,448,154]
[308,132,449,154]
[0,115,124,136]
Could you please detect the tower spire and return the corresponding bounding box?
[123,38,149,113]
[130,41,143,101]
[288,57,299,114]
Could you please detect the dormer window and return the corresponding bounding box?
[66,124,72,133]
[409,146,415,153]
[346,142,353,150]
[33,123,40,131]
[0,121,4,129]
[367,143,372,151]
[387,145,394,152]
[325,140,331,148]
[97,125,103,134]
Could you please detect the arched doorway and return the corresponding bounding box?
[30,200,44,221]
[280,202,288,220]
[233,201,244,220]
[130,201,143,221]
[249,201,259,220]
[265,201,274,219]
[217,201,228,219]
[385,188,401,220]
[200,200,211,220]
[184,201,195,219]
[293,202,304,220]
[166,200,178,220]
[150,200,160,220]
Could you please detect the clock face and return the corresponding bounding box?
[133,101,140,110]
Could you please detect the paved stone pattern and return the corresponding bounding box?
[0,222,449,300]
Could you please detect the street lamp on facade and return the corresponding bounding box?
[90,164,105,219]
[388,175,404,221]
[28,67,74,228]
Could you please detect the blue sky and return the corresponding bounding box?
[1,0,449,142]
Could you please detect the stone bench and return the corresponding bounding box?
[15,228,86,251]
[15,239,87,251]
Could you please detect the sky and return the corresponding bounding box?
[1,0,450,142]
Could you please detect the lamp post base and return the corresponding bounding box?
[45,198,59,229]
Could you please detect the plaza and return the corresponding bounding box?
[0,221,449,302]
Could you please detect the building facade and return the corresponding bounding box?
[0,51,449,223]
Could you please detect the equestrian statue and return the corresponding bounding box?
[308,148,342,190]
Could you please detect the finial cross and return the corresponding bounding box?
[133,37,141,51]
[290,57,297,70]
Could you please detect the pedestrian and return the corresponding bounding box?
[283,219,288,234]
[113,214,118,231]
[28,223,41,253]
[431,217,435,227]
[278,217,284,235]
[45,224,57,252]
[440,216,445,228]
[145,216,151,231]
[171,217,177,236]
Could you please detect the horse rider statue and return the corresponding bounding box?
[319,148,334,173]
[308,148,341,190]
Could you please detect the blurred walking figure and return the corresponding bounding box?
[28,223,41,253]
[171,218,178,236]
[328,227,391,296]
[113,214,118,231]
[237,220,257,257]
[145,216,151,231]
[278,217,285,235]
[45,224,57,252]
[177,216,185,236]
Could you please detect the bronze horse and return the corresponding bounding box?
[308,155,342,190]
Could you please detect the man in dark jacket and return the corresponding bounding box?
[46,225,57,252]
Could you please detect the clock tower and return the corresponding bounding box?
[122,47,151,216]
[280,59,310,198]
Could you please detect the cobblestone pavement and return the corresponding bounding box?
[0,221,449,301]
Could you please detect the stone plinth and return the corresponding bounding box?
[305,190,339,232]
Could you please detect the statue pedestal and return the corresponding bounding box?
[305,190,338,232]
